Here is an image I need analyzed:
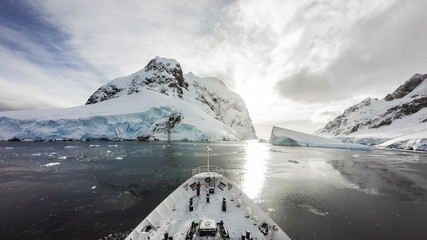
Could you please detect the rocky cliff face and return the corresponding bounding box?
[384,74,426,101]
[317,73,427,149]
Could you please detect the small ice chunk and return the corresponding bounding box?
[47,152,58,158]
[41,162,60,167]
[299,204,328,216]
[91,186,96,190]
[64,146,77,149]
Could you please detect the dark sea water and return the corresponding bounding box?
[0,141,426,240]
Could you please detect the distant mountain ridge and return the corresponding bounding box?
[0,57,256,141]
[317,73,427,151]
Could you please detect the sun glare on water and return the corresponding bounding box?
[241,141,269,200]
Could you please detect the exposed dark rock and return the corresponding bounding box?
[152,114,182,133]
[343,97,377,115]
[86,84,123,105]
[8,137,21,142]
[143,58,188,98]
[137,135,150,141]
[371,118,392,128]
[384,73,426,101]
[397,96,427,117]
[127,76,143,94]
[138,114,182,141]
[86,57,189,104]
[349,123,362,133]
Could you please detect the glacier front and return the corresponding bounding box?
[0,57,256,142]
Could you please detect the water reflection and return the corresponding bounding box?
[267,146,427,200]
[268,147,360,191]
[241,141,268,200]
[329,157,427,201]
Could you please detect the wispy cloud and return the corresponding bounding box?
[275,0,427,103]
[0,0,426,135]
[0,0,106,109]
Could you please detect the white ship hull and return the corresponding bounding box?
[125,166,291,240]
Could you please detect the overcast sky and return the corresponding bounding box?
[1,0,426,139]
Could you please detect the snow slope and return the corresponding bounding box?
[317,73,427,150]
[0,57,256,141]
[270,126,372,151]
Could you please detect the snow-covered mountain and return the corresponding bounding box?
[317,73,427,151]
[0,57,256,141]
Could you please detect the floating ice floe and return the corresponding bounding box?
[298,203,329,216]
[41,162,60,167]
[47,152,58,158]
[64,146,78,149]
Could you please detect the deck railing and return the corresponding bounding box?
[192,166,224,176]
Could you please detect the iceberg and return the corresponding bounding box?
[270,126,372,151]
